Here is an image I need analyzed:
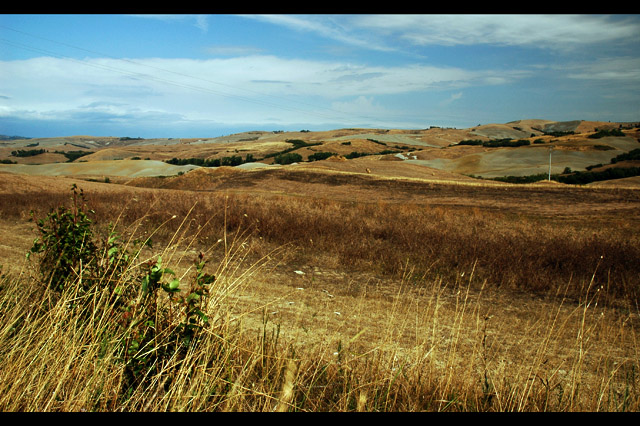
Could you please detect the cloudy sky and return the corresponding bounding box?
[1,14,639,138]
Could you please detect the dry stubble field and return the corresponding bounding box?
[1,167,639,411]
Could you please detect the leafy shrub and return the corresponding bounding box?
[28,184,98,292]
[26,185,216,395]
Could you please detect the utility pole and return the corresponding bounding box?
[548,146,553,181]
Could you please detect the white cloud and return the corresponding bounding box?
[331,96,387,115]
[440,91,463,106]
[256,14,640,52]
[0,55,529,129]
[240,14,393,52]
[204,45,264,56]
[1,54,525,101]
[356,15,640,49]
[565,57,640,82]
[194,15,209,32]
[130,14,210,33]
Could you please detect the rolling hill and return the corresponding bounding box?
[1,119,638,186]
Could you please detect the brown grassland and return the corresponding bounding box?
[0,122,639,411]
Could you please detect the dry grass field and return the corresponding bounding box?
[1,120,639,411]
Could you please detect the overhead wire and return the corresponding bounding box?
[0,24,408,128]
[0,38,346,122]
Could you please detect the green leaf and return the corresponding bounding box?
[169,278,180,290]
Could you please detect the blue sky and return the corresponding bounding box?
[1,14,639,138]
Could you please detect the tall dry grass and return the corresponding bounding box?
[1,241,638,411]
[0,187,639,411]
[3,183,637,303]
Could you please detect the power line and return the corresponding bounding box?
[0,38,347,122]
[0,24,400,127]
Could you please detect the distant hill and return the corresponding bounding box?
[0,135,31,141]
[1,119,639,185]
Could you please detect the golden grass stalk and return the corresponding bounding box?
[0,192,639,411]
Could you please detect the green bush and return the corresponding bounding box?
[28,184,98,292]
[26,185,216,394]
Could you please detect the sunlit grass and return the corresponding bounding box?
[0,179,639,411]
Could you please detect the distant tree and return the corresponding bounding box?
[588,128,625,139]
[308,152,336,162]
[274,152,302,165]
[11,148,46,157]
